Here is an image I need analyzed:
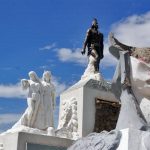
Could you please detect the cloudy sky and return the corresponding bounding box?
[0,0,150,132]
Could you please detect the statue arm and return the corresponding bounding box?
[21,79,29,90]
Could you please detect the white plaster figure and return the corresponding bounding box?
[42,71,55,128]
[13,71,43,129]
[57,97,79,140]
[2,70,56,135]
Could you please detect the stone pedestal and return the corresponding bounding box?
[0,132,73,150]
[58,79,119,137]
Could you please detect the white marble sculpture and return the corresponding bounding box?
[68,130,122,150]
[81,49,103,81]
[112,52,148,130]
[57,97,79,140]
[42,71,55,128]
[1,71,56,135]
[13,71,43,129]
[109,33,150,126]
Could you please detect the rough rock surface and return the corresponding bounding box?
[68,130,121,150]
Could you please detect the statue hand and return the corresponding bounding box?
[81,50,85,55]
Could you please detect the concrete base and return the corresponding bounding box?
[0,132,73,150]
[117,128,150,150]
[59,79,119,138]
[68,128,150,150]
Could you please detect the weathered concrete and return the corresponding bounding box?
[68,128,150,150]
[0,132,73,150]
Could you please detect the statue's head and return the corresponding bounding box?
[43,71,51,83]
[91,18,98,29]
[28,71,39,82]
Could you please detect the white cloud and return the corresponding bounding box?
[111,11,150,47]
[56,11,150,68]
[57,48,87,65]
[0,113,21,133]
[52,76,67,97]
[0,75,67,99]
[57,46,117,67]
[39,43,56,51]
[39,65,50,70]
[101,42,117,67]
[0,114,21,125]
[104,11,150,67]
[0,83,27,98]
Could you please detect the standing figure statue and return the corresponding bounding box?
[9,70,56,133]
[12,71,43,129]
[42,71,56,129]
[25,71,42,127]
[81,18,104,72]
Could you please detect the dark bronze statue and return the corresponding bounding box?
[81,18,104,72]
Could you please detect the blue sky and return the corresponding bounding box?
[0,0,150,132]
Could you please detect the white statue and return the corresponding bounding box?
[3,71,56,134]
[109,33,150,130]
[57,97,79,140]
[81,49,103,81]
[13,71,43,129]
[42,71,55,128]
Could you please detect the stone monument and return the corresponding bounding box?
[68,33,150,150]
[0,71,73,150]
[81,18,104,80]
[57,20,120,139]
[1,19,150,150]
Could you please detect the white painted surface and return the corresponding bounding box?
[131,56,150,101]
[117,129,129,150]
[140,98,150,124]
[0,132,73,150]
[130,57,150,123]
